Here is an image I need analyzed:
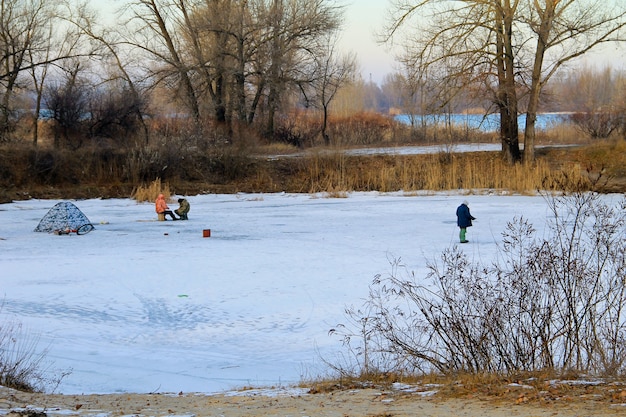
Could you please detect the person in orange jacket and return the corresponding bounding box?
[155,193,178,220]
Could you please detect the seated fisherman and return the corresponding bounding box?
[155,193,178,221]
[175,198,190,220]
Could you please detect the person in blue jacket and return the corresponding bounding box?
[456,200,476,243]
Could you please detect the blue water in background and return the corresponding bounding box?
[395,113,570,132]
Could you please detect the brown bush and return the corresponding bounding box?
[327,112,396,146]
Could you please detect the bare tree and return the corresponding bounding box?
[259,0,343,138]
[523,0,626,161]
[61,0,151,145]
[385,1,523,161]
[176,0,230,124]
[549,65,625,139]
[304,32,356,145]
[0,0,98,145]
[26,23,54,147]
[384,0,626,163]
[119,0,343,141]
[0,0,53,141]
[122,0,202,130]
[44,61,90,149]
[87,82,147,144]
[180,0,262,127]
[393,55,425,129]
[570,110,622,139]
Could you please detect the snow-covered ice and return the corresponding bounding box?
[0,191,619,394]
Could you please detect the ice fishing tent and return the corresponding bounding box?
[34,201,93,234]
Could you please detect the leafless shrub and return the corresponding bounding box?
[44,68,91,150]
[331,193,626,378]
[273,125,308,148]
[569,111,622,139]
[328,113,394,146]
[0,309,70,392]
[87,86,146,144]
[328,300,401,379]
[125,146,166,184]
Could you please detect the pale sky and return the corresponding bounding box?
[337,0,395,84]
[92,0,395,84]
[91,0,623,85]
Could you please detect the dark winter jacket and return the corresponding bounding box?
[177,198,190,215]
[456,203,475,228]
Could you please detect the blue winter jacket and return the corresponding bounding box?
[456,203,475,228]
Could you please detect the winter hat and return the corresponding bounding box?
[463,200,469,206]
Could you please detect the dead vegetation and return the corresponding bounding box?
[2,139,624,203]
[131,178,173,203]
[305,371,626,406]
[323,192,626,405]
[0,111,624,203]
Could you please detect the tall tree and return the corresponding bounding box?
[122,0,343,140]
[305,33,356,145]
[0,0,51,141]
[45,60,89,149]
[385,0,626,163]
[494,0,521,162]
[523,0,626,162]
[27,22,53,146]
[1,0,92,144]
[123,0,202,129]
[260,0,342,137]
[63,0,151,144]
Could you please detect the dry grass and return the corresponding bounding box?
[538,139,626,192]
[131,178,172,203]
[254,142,301,155]
[296,151,591,195]
[1,138,624,203]
[434,372,626,405]
[306,371,626,406]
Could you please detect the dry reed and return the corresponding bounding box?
[297,151,590,195]
[2,138,620,202]
[131,178,172,202]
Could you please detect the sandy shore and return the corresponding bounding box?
[2,384,626,417]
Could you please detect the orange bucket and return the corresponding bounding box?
[203,229,211,238]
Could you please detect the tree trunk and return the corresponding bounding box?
[235,36,247,123]
[495,1,521,163]
[0,72,19,142]
[265,0,283,138]
[322,103,330,145]
[248,80,264,124]
[0,95,12,142]
[266,82,278,138]
[214,70,227,123]
[32,92,42,146]
[524,1,556,164]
